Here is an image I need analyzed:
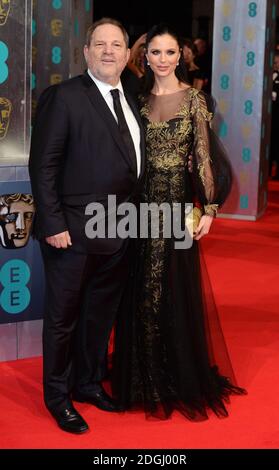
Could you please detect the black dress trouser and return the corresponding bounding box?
[40,241,129,411]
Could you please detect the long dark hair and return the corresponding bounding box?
[141,24,189,99]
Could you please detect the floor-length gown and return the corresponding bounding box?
[112,88,246,421]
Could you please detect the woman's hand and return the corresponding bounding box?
[194,215,214,240]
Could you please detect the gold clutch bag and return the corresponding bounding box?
[185,206,203,236]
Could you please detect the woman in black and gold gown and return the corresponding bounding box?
[113,24,246,421]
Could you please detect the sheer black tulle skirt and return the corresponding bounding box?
[112,238,246,421]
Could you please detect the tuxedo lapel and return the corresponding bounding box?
[81,73,135,173]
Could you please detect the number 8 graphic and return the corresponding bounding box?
[222,26,231,42]
[248,2,257,17]
[247,51,255,67]
[0,41,9,84]
[52,46,62,64]
[52,0,62,9]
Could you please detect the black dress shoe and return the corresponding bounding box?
[73,387,123,412]
[48,404,89,434]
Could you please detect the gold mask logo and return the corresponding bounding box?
[243,75,254,91]
[222,1,232,17]
[241,124,252,140]
[245,26,256,43]
[220,50,231,66]
[50,74,63,85]
[0,194,35,249]
[240,171,249,185]
[0,97,12,140]
[218,99,229,115]
[51,19,63,37]
[0,0,10,26]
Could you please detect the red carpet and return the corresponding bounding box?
[1,182,279,449]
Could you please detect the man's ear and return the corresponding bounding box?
[126,48,131,63]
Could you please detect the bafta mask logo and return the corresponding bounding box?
[51,19,63,37]
[0,194,35,249]
[0,97,12,140]
[222,1,232,17]
[243,75,254,91]
[219,50,231,66]
[50,74,63,85]
[241,124,252,140]
[0,0,10,26]
[245,26,256,43]
[218,99,229,115]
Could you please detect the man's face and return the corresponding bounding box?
[0,200,35,249]
[183,45,194,64]
[84,24,130,86]
[194,38,206,56]
[274,56,279,72]
[0,0,10,26]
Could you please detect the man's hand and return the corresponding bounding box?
[194,215,213,240]
[188,154,193,173]
[45,231,72,249]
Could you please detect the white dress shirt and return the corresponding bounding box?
[87,69,141,177]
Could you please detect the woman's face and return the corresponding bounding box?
[146,33,180,78]
[183,45,194,64]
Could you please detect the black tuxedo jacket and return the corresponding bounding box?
[29,72,146,254]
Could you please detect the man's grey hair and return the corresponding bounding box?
[86,17,129,48]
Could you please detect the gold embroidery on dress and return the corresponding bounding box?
[128,89,220,402]
[141,89,216,205]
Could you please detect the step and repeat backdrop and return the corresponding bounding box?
[212,0,276,219]
[0,0,276,360]
[0,0,93,361]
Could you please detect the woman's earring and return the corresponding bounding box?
[147,61,150,66]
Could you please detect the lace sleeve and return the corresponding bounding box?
[191,91,231,216]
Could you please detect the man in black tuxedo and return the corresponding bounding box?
[29,18,145,434]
